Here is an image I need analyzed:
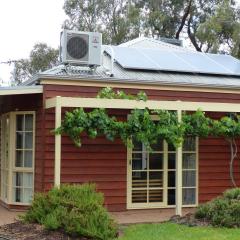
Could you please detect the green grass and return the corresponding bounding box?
[117,222,240,240]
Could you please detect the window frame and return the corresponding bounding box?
[0,111,35,205]
[127,125,198,210]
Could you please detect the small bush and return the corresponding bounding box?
[22,184,117,239]
[195,188,240,228]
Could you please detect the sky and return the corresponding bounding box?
[0,0,66,85]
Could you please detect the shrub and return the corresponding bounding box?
[195,188,240,228]
[22,184,117,239]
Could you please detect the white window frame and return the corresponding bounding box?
[0,111,35,205]
[127,136,198,210]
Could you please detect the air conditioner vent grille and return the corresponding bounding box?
[67,36,88,59]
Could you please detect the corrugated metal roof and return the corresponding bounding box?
[119,37,193,52]
[23,37,240,90]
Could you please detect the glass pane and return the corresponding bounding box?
[132,153,147,170]
[24,150,33,167]
[149,189,163,202]
[149,153,163,170]
[151,138,163,151]
[13,188,23,202]
[16,150,23,167]
[132,139,142,151]
[168,143,176,151]
[183,188,196,205]
[16,115,24,131]
[25,132,33,149]
[168,189,176,205]
[23,173,33,188]
[149,172,163,188]
[132,171,147,188]
[25,115,33,131]
[168,153,176,169]
[16,132,24,149]
[168,171,175,187]
[183,153,196,169]
[183,136,196,151]
[23,188,33,203]
[14,172,23,187]
[183,170,196,187]
[132,189,147,203]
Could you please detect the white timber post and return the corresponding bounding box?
[176,108,183,216]
[55,96,62,187]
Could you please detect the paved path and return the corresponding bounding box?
[0,206,24,226]
[111,208,195,224]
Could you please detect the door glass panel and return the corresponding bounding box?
[183,153,196,169]
[16,132,24,149]
[132,139,142,151]
[168,153,176,169]
[24,150,33,167]
[16,115,24,131]
[132,153,147,170]
[183,188,196,205]
[149,172,163,188]
[168,189,176,205]
[132,172,147,188]
[25,132,33,149]
[183,170,196,187]
[183,136,196,151]
[151,138,163,151]
[132,190,147,203]
[149,189,163,202]
[149,153,163,170]
[25,115,33,131]
[16,150,23,167]
[168,171,175,187]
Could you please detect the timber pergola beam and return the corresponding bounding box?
[45,96,240,217]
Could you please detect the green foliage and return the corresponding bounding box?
[11,43,59,85]
[22,184,117,240]
[63,0,240,57]
[97,87,147,101]
[195,188,240,227]
[56,88,240,150]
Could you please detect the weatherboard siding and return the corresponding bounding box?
[41,84,240,211]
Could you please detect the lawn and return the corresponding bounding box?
[118,222,240,240]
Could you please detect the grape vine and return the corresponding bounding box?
[55,87,240,186]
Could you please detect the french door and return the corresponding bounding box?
[127,137,197,209]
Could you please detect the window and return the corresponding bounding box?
[182,136,197,205]
[0,112,35,205]
[128,136,198,209]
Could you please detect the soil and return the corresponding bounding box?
[0,221,91,240]
[170,213,211,227]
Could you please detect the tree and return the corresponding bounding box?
[63,0,240,57]
[63,0,141,44]
[11,43,59,85]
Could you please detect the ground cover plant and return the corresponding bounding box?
[21,184,117,240]
[117,222,240,240]
[195,188,240,228]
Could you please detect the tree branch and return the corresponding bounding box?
[187,17,202,52]
[176,0,192,39]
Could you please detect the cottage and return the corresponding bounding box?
[1,36,240,216]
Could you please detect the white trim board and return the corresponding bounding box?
[46,96,240,113]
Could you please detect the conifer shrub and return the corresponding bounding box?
[22,184,117,240]
[195,188,240,228]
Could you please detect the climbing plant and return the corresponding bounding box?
[55,87,240,187]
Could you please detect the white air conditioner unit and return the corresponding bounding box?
[60,29,102,66]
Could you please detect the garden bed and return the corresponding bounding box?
[0,221,90,240]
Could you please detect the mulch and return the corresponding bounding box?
[170,213,211,227]
[0,221,91,240]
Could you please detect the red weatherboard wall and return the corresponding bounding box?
[40,84,240,211]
